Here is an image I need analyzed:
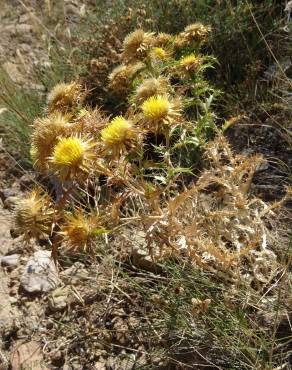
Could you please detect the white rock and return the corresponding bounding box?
[20,251,60,293]
[1,254,19,268]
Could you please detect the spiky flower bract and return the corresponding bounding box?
[108,63,144,93]
[47,82,84,114]
[50,136,96,181]
[121,29,154,63]
[74,107,109,137]
[60,212,104,252]
[134,77,169,104]
[31,113,71,171]
[101,116,137,156]
[141,95,182,132]
[175,23,211,49]
[153,33,173,47]
[15,189,53,240]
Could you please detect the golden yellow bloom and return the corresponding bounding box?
[31,112,71,171]
[101,116,138,157]
[121,29,154,63]
[47,82,84,114]
[60,212,104,252]
[141,95,182,133]
[175,23,211,49]
[108,62,144,93]
[151,47,169,61]
[178,54,202,75]
[15,189,53,240]
[50,136,96,180]
[134,77,168,104]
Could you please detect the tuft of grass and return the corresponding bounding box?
[0,68,45,165]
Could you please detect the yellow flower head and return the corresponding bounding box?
[134,77,168,104]
[47,82,84,114]
[142,95,182,133]
[175,23,211,49]
[122,29,154,63]
[108,62,144,93]
[31,112,71,171]
[51,136,96,180]
[15,189,53,240]
[178,54,202,74]
[60,212,103,252]
[142,95,170,120]
[101,116,137,156]
[151,47,169,61]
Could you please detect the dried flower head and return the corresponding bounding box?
[50,136,96,181]
[141,95,182,132]
[47,82,84,114]
[134,77,168,104]
[108,62,144,93]
[101,116,138,156]
[154,33,173,47]
[31,113,71,172]
[60,212,104,252]
[121,29,154,63]
[175,23,211,49]
[15,189,53,240]
[74,107,109,137]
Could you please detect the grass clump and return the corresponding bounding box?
[0,68,44,164]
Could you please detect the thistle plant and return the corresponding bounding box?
[15,24,219,254]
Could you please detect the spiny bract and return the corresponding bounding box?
[121,29,154,63]
[14,189,53,240]
[60,212,103,252]
[175,22,211,48]
[108,62,144,92]
[31,112,71,171]
[47,82,83,114]
[134,77,168,104]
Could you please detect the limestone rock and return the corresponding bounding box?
[1,254,19,268]
[20,250,60,293]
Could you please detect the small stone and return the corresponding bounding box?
[61,262,89,285]
[1,254,19,268]
[2,62,24,84]
[19,173,35,190]
[16,24,32,34]
[3,196,20,210]
[48,287,69,311]
[20,250,61,293]
[0,187,19,200]
[131,247,162,273]
[3,24,16,36]
[10,341,48,370]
